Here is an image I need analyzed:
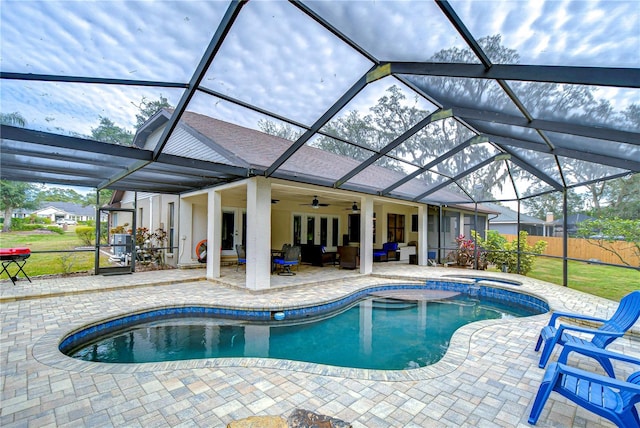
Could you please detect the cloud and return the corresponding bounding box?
[1,0,637,140]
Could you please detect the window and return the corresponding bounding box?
[443,211,460,249]
[332,218,339,248]
[411,214,418,232]
[138,208,143,228]
[463,214,486,240]
[387,213,405,243]
[293,215,302,245]
[348,214,360,243]
[168,203,175,251]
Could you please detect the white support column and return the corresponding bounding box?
[360,196,374,274]
[418,204,429,266]
[206,189,222,280]
[246,177,271,290]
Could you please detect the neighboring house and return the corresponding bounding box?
[30,202,95,224]
[485,203,552,236]
[109,109,494,290]
[552,213,595,237]
[11,208,30,219]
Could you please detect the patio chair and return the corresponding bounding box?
[535,290,640,376]
[235,244,246,271]
[337,246,359,269]
[529,343,640,427]
[273,245,300,276]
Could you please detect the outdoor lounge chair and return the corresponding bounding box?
[337,246,359,269]
[273,245,300,276]
[535,290,640,376]
[529,343,640,427]
[235,244,246,271]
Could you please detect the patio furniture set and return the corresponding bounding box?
[530,290,640,427]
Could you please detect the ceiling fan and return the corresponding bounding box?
[300,195,329,209]
[346,202,360,212]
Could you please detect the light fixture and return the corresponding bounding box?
[351,202,359,212]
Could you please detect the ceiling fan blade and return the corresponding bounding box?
[298,196,330,207]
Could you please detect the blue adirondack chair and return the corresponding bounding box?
[529,343,640,427]
[535,291,640,376]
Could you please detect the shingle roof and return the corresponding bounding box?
[35,202,94,216]
[177,110,467,203]
[484,202,545,225]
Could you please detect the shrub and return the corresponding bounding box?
[75,226,95,246]
[475,230,547,275]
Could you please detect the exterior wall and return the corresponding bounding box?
[271,208,290,250]
[117,191,180,266]
[490,224,516,235]
[33,207,66,222]
[191,202,208,261]
[489,223,545,236]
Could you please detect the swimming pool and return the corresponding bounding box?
[60,283,547,370]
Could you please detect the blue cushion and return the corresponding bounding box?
[383,242,398,251]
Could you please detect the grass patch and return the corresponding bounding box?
[526,257,639,301]
[0,228,99,279]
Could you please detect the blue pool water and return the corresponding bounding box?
[65,294,543,370]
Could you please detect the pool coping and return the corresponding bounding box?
[33,278,551,381]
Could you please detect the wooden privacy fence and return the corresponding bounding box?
[502,234,640,267]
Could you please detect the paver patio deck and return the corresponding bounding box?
[1,263,639,427]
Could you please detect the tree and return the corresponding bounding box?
[257,119,301,141]
[90,116,133,146]
[522,184,586,220]
[133,95,172,129]
[407,35,522,200]
[0,112,27,127]
[578,218,640,267]
[595,174,640,220]
[315,110,379,162]
[475,230,547,275]
[37,187,86,205]
[0,181,40,232]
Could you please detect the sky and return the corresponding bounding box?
[1,0,637,136]
[0,0,638,201]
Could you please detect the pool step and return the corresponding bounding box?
[369,289,460,302]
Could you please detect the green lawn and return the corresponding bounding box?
[2,229,637,301]
[526,257,639,301]
[0,227,98,278]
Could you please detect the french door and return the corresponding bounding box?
[293,214,339,250]
[221,209,246,256]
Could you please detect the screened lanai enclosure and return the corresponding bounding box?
[1,1,638,282]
